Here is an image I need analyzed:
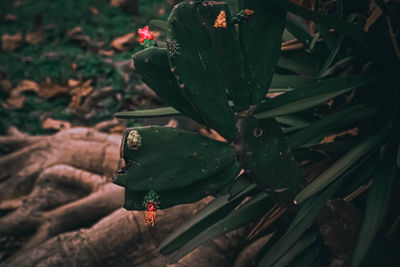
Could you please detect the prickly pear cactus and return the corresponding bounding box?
[115,0,301,212]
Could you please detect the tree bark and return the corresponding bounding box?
[0,127,251,266]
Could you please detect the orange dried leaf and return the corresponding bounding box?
[2,32,23,51]
[0,80,12,93]
[42,117,71,130]
[98,49,114,56]
[25,30,43,45]
[4,14,18,21]
[38,78,69,98]
[321,127,359,144]
[199,128,227,143]
[364,6,383,32]
[90,6,99,15]
[68,80,93,109]
[111,32,136,50]
[66,26,83,37]
[16,80,40,93]
[110,0,126,7]
[2,95,25,109]
[68,79,81,87]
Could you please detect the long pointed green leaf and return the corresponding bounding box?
[170,193,275,263]
[159,175,257,255]
[258,155,379,266]
[295,133,387,204]
[277,50,319,76]
[291,240,323,267]
[270,74,317,92]
[114,107,179,119]
[258,174,345,266]
[254,75,373,119]
[288,105,379,148]
[271,0,381,58]
[351,150,398,267]
[285,17,312,48]
[272,229,319,267]
[319,14,357,77]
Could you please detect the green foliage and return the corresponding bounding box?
[238,117,302,197]
[116,126,240,210]
[115,0,400,266]
[238,0,286,104]
[167,1,238,141]
[132,47,205,122]
[159,175,258,254]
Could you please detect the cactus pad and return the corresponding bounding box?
[115,126,241,210]
[167,1,239,141]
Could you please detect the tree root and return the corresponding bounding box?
[0,127,255,266]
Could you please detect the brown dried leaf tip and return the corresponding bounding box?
[214,10,227,28]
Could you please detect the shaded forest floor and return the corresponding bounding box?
[0,0,174,135]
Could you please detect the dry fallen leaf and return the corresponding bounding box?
[66,26,103,49]
[41,117,71,130]
[94,118,126,133]
[98,49,114,56]
[66,26,83,37]
[199,128,227,143]
[110,0,126,7]
[2,80,39,109]
[90,6,99,15]
[25,30,44,45]
[364,5,383,32]
[321,127,359,144]
[166,119,178,128]
[68,79,93,109]
[68,79,80,87]
[4,14,18,21]
[15,80,40,93]
[38,77,69,98]
[111,32,136,50]
[0,80,12,93]
[2,95,25,109]
[1,32,23,51]
[66,26,90,45]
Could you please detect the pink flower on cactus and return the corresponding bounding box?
[138,26,155,44]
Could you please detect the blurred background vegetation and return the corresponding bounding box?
[0,0,180,134]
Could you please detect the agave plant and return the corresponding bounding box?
[115,0,400,266]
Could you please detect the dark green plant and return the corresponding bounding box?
[115,0,400,266]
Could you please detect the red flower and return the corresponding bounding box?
[138,26,155,44]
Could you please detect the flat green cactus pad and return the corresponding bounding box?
[239,0,286,104]
[238,117,303,197]
[166,1,239,141]
[115,126,240,210]
[132,47,205,124]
